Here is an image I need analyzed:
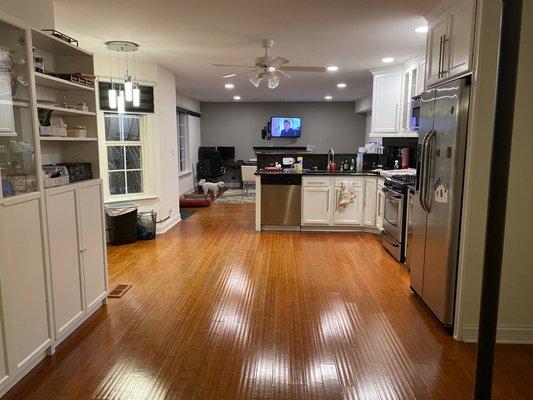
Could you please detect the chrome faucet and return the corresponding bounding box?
[327,148,335,171]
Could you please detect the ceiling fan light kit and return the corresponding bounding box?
[105,40,141,113]
[214,39,328,91]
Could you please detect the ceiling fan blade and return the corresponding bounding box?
[268,57,289,67]
[222,69,258,78]
[213,63,256,68]
[277,70,292,79]
[279,66,327,72]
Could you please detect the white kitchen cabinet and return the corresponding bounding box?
[45,179,107,343]
[376,179,385,231]
[333,178,364,226]
[302,177,332,226]
[0,196,52,378]
[426,0,476,87]
[370,70,403,134]
[363,178,377,227]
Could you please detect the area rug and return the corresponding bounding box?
[181,210,197,220]
[215,189,255,204]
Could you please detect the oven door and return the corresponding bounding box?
[382,187,404,243]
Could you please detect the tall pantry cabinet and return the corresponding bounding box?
[0,11,107,396]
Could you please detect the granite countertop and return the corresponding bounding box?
[255,169,383,177]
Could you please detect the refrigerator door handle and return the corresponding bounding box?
[422,130,436,212]
[419,130,432,212]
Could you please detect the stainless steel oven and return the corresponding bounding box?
[381,186,405,261]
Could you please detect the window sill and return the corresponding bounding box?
[179,170,192,178]
[105,194,159,205]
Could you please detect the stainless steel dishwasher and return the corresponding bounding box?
[261,174,301,228]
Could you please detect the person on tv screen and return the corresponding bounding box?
[280,119,298,137]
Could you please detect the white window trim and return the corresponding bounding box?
[178,112,189,173]
[98,111,159,203]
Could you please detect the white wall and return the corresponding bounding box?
[0,0,54,28]
[455,0,533,343]
[176,90,200,113]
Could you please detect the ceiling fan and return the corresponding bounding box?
[213,39,327,89]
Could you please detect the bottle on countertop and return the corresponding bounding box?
[350,159,355,171]
[394,159,400,169]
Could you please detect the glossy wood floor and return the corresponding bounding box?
[5,203,533,399]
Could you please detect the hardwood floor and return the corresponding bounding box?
[5,203,533,399]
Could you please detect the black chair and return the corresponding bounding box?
[197,149,225,181]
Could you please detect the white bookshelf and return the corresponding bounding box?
[34,72,95,92]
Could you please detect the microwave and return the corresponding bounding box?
[410,95,421,132]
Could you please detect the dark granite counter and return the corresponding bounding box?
[255,169,383,177]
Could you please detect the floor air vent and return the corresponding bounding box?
[107,284,132,298]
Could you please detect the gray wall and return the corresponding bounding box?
[200,102,367,160]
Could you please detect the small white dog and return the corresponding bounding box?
[198,179,225,196]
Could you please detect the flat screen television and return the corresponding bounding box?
[270,117,302,138]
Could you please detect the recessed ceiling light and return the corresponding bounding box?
[326,66,338,72]
[337,83,347,88]
[233,95,241,101]
[223,73,236,78]
[382,57,394,63]
[324,95,333,101]
[225,83,234,89]
[415,25,429,33]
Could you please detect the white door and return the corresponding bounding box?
[447,0,475,78]
[426,11,449,86]
[371,71,402,133]
[363,178,377,227]
[333,186,363,226]
[0,198,51,374]
[302,186,331,225]
[46,188,84,340]
[79,182,108,310]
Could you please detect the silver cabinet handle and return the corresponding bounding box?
[440,34,449,77]
[438,35,444,78]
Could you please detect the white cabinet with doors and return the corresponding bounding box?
[333,178,364,226]
[363,178,377,227]
[426,0,476,87]
[301,176,381,229]
[376,178,385,231]
[370,70,403,134]
[301,178,332,226]
[45,179,107,344]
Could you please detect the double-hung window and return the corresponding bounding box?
[104,113,144,196]
[178,112,188,172]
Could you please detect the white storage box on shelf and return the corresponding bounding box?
[67,126,88,138]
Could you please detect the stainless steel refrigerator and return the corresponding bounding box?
[406,77,470,327]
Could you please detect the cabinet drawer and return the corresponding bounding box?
[302,177,331,187]
[334,177,364,188]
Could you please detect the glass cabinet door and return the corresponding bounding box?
[0,20,37,199]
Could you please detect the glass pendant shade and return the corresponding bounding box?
[108,88,117,109]
[124,75,133,102]
[117,90,126,114]
[267,73,280,89]
[250,75,262,88]
[132,85,140,107]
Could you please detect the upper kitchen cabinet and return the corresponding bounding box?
[369,69,402,135]
[426,0,476,87]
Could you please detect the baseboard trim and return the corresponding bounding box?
[460,324,533,344]
[156,213,181,234]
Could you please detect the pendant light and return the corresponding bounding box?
[105,41,141,110]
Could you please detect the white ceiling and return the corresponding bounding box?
[54,0,437,102]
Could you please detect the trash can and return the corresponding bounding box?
[105,205,138,245]
[137,211,157,240]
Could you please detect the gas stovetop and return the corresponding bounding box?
[384,174,417,193]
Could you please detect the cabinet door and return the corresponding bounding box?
[363,178,377,227]
[0,198,51,373]
[46,188,84,340]
[371,71,402,133]
[79,182,107,310]
[302,186,331,225]
[447,0,475,78]
[426,11,449,86]
[333,186,363,226]
[376,190,386,231]
[418,60,426,95]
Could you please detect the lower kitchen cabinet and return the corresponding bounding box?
[302,184,332,225]
[376,179,385,231]
[0,195,52,391]
[333,178,364,225]
[363,178,377,227]
[45,179,107,343]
